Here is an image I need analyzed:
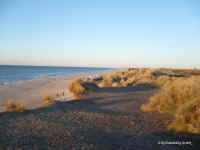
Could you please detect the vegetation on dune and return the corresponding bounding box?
[70,68,187,90]
[141,77,198,114]
[154,76,175,87]
[88,68,200,134]
[172,69,200,76]
[168,98,200,133]
[42,94,55,105]
[68,68,200,134]
[69,78,99,99]
[97,74,122,87]
[98,75,114,87]
[141,76,200,134]
[96,68,180,88]
[5,100,26,113]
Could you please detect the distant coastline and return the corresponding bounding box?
[0,64,115,69]
[0,65,113,85]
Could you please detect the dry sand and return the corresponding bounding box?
[0,70,116,112]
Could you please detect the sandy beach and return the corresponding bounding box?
[0,70,116,112]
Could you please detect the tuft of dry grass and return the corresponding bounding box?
[15,104,26,113]
[69,78,99,99]
[42,94,55,105]
[111,82,121,87]
[69,79,86,96]
[172,69,200,76]
[141,76,200,133]
[154,76,176,88]
[119,79,128,87]
[5,100,25,113]
[141,77,199,114]
[5,100,16,111]
[168,97,200,133]
[101,75,116,87]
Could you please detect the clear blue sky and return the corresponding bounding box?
[0,0,200,68]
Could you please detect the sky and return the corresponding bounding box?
[0,0,200,68]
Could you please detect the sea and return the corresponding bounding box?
[0,65,112,85]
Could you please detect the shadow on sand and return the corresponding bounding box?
[0,86,199,150]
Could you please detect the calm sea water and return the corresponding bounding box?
[0,65,111,84]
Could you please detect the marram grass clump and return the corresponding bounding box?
[168,98,200,134]
[69,78,99,99]
[141,77,199,114]
[42,94,55,106]
[5,100,26,113]
[141,76,200,134]
[98,74,122,87]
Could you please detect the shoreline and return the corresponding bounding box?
[0,69,119,112]
[0,68,114,86]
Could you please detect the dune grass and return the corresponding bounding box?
[141,77,200,113]
[141,76,200,134]
[69,68,181,94]
[42,94,55,105]
[5,100,26,113]
[90,68,200,134]
[68,68,200,133]
[96,68,178,88]
[69,78,99,99]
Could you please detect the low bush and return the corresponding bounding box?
[102,75,113,87]
[5,100,25,113]
[69,78,99,99]
[111,82,121,87]
[154,76,177,88]
[168,98,200,133]
[141,76,200,133]
[97,74,122,88]
[43,94,55,105]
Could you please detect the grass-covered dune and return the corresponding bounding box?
[69,68,200,134]
[142,76,200,134]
